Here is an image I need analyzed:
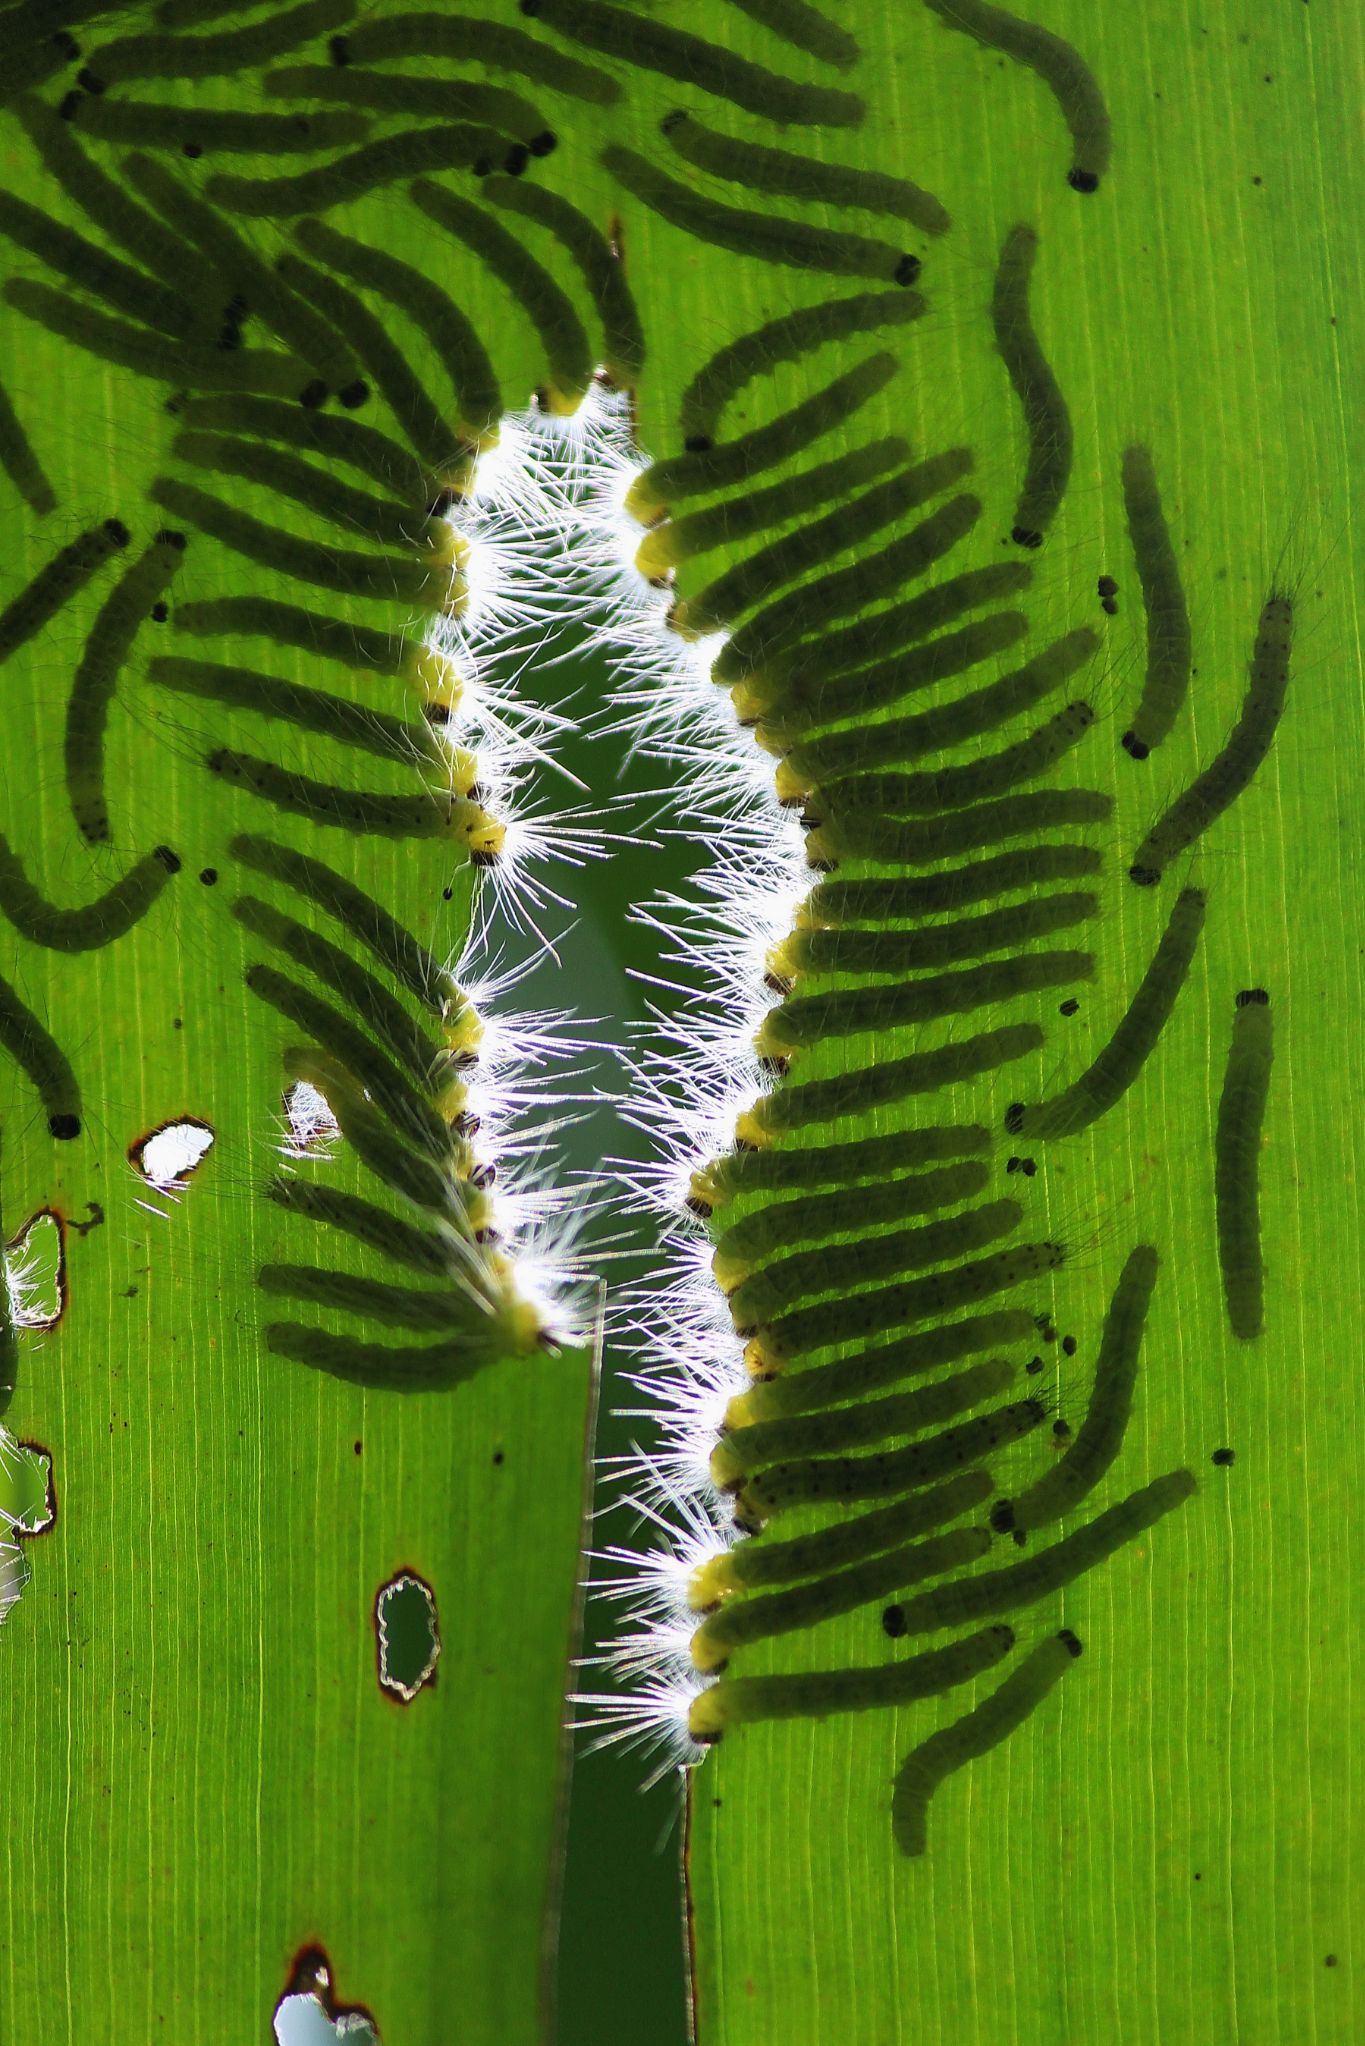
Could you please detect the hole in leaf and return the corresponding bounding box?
[375,1571,440,1703]
[281,1081,340,1159]
[274,1946,380,2043]
[5,1210,66,1329]
[129,1117,215,1193]
[0,1439,55,1536]
[0,1539,29,1627]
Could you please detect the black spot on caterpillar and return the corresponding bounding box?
[174,599,414,681]
[804,788,1113,871]
[264,1322,501,1393]
[679,292,925,449]
[263,62,553,151]
[602,145,919,290]
[1129,590,1294,886]
[757,952,1095,1058]
[991,223,1072,548]
[206,752,502,858]
[629,350,899,517]
[168,430,442,554]
[993,1245,1157,1535]
[713,1357,1014,1490]
[892,1629,1082,1857]
[691,1124,988,1214]
[406,181,593,417]
[775,627,1101,790]
[639,439,909,579]
[756,610,1029,736]
[0,188,201,344]
[523,0,863,124]
[733,1309,1035,1426]
[147,656,441,769]
[1215,988,1273,1341]
[739,1396,1047,1521]
[231,892,448,1089]
[689,1623,1016,1742]
[1005,886,1206,1139]
[148,476,451,607]
[691,1525,992,1672]
[1059,996,1080,1016]
[801,845,1103,930]
[774,891,1099,983]
[712,1159,990,1276]
[338,9,620,104]
[229,834,462,1021]
[0,372,55,518]
[281,1046,464,1218]
[755,1241,1065,1367]
[0,832,178,951]
[737,1023,1043,1144]
[675,460,962,640]
[287,217,500,448]
[258,1264,488,1331]
[872,1467,1197,1634]
[174,394,425,501]
[714,479,983,689]
[86,0,354,83]
[1119,445,1191,758]
[0,517,128,667]
[205,125,518,219]
[264,1177,453,1280]
[480,173,645,388]
[720,0,859,69]
[1,278,309,403]
[661,108,949,237]
[60,94,369,155]
[65,528,187,844]
[811,702,1097,815]
[0,969,81,1139]
[922,0,1112,192]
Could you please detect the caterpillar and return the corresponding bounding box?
[627,350,900,517]
[775,628,1100,790]
[640,439,909,580]
[804,789,1114,871]
[262,64,556,153]
[84,0,355,84]
[711,1158,991,1277]
[228,835,463,1021]
[0,29,78,101]
[0,834,179,951]
[264,1322,512,1394]
[811,703,1097,815]
[733,1310,1036,1426]
[1119,444,1191,759]
[993,1246,1157,1534]
[168,432,444,556]
[264,1178,454,1281]
[1129,590,1294,886]
[756,609,1030,733]
[690,1124,989,1214]
[0,188,203,342]
[0,517,128,667]
[720,0,859,69]
[1215,989,1273,1341]
[173,395,425,502]
[773,892,1100,983]
[334,11,621,105]
[0,969,81,1139]
[690,1526,992,1673]
[737,1023,1044,1144]
[726,1197,1025,1334]
[281,1047,465,1218]
[205,126,521,218]
[64,528,188,844]
[690,1470,993,1606]
[678,292,926,448]
[205,751,502,858]
[757,952,1095,1058]
[674,460,966,639]
[0,373,55,518]
[738,1397,1049,1521]
[688,1623,1016,1743]
[660,110,950,239]
[148,478,453,607]
[891,1630,1082,1858]
[59,94,370,154]
[257,1266,489,1332]
[755,1240,1065,1367]
[173,598,416,682]
[285,217,501,446]
[480,173,646,389]
[867,1468,1198,1633]
[406,181,594,415]
[1005,886,1206,1139]
[712,1357,1016,1488]
[520,0,864,126]
[991,223,1073,548]
[922,0,1112,193]
[801,845,1104,931]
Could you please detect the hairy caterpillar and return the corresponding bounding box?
[257,1265,492,1331]
[262,63,556,152]
[265,1177,455,1280]
[891,1629,1082,1857]
[173,395,424,500]
[691,1124,989,1214]
[738,1397,1048,1520]
[0,188,203,341]
[84,0,354,83]
[757,609,1030,734]
[804,789,1113,870]
[0,833,179,951]
[281,1047,463,1218]
[801,846,1104,930]
[0,517,128,666]
[0,373,55,518]
[1119,444,1191,759]
[720,0,859,69]
[168,431,446,555]
[990,223,1072,548]
[679,292,925,448]
[335,11,620,104]
[1005,887,1205,1139]
[711,1159,991,1276]
[660,110,950,237]
[205,751,501,856]
[264,1322,518,1393]
[481,173,646,388]
[0,969,81,1139]
[773,891,1099,982]
[922,0,1111,192]
[174,597,416,681]
[733,1310,1035,1425]
[60,94,369,154]
[811,703,1097,814]
[2,278,310,402]
[205,125,520,218]
[1215,989,1273,1341]
[757,952,1095,1058]
[638,438,909,579]
[736,1024,1044,1144]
